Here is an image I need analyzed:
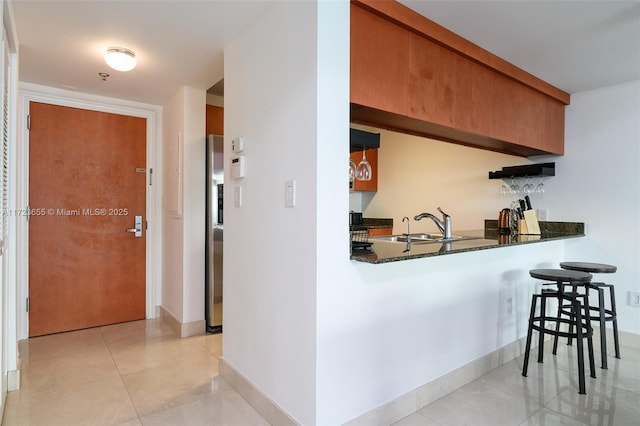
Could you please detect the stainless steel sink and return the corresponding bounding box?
[368,235,408,242]
[371,233,478,244]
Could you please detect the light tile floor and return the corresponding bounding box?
[3,320,638,426]
[1,319,269,426]
[394,339,640,426]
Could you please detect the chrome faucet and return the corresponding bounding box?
[402,216,411,243]
[414,207,452,239]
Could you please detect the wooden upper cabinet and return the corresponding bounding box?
[206,105,224,135]
[349,1,570,157]
[543,100,565,155]
[490,75,563,155]
[454,57,492,136]
[350,4,409,116]
[407,34,456,127]
[490,74,523,144]
[517,86,546,151]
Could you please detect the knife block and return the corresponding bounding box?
[522,210,541,235]
[518,219,529,235]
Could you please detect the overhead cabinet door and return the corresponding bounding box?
[350,3,409,116]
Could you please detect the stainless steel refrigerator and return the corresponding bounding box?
[205,134,224,333]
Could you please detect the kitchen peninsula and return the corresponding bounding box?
[352,221,584,263]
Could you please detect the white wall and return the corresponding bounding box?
[536,80,640,335]
[161,87,206,325]
[1,0,17,416]
[182,88,206,323]
[315,1,352,423]
[223,2,320,424]
[162,90,185,320]
[206,93,223,107]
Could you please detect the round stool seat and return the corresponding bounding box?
[560,262,617,274]
[530,268,592,283]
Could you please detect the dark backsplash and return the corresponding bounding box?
[363,218,394,228]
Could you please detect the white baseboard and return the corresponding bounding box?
[219,358,298,426]
[158,305,205,338]
[7,369,20,392]
[616,328,640,349]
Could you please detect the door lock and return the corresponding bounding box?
[126,215,143,237]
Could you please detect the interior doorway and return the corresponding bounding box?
[28,102,147,336]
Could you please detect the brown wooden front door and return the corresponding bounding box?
[28,102,147,337]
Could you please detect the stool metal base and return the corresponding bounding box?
[560,262,620,369]
[522,291,596,394]
[524,269,596,395]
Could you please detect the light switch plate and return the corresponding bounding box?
[234,185,242,207]
[285,180,296,208]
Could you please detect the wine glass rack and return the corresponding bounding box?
[488,162,555,180]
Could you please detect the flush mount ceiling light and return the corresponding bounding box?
[104,47,136,72]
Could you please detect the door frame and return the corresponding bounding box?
[16,83,163,339]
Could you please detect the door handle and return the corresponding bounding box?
[126,215,143,237]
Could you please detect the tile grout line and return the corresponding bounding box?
[99,325,144,424]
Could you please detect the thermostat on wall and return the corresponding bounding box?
[230,155,245,179]
[232,137,245,153]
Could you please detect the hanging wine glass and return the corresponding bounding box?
[349,158,356,181]
[509,177,519,195]
[536,177,545,194]
[499,180,510,196]
[356,148,372,181]
[523,176,534,194]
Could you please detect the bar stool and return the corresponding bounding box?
[560,262,620,369]
[522,269,596,395]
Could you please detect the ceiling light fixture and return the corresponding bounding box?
[104,47,136,72]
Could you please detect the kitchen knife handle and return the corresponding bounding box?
[524,195,532,210]
[519,199,527,212]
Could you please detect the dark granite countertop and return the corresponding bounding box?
[351,221,585,264]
